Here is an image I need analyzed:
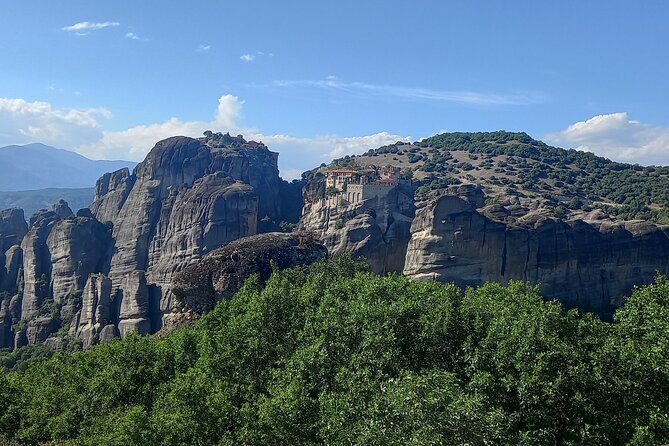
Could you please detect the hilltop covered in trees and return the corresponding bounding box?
[326,131,669,224]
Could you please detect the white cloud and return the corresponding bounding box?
[61,21,120,33]
[197,44,211,52]
[545,113,669,166]
[260,77,542,106]
[240,54,255,62]
[74,95,243,160]
[125,32,140,40]
[0,95,409,179]
[0,98,110,148]
[75,95,408,177]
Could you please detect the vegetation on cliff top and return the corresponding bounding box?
[1,256,668,445]
[326,131,669,224]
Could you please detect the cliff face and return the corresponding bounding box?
[0,202,115,349]
[402,185,669,317]
[89,134,279,332]
[0,209,28,348]
[10,130,669,350]
[1,133,288,349]
[299,178,415,274]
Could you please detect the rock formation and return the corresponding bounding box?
[402,185,669,318]
[171,232,328,313]
[9,130,669,350]
[299,177,414,274]
[20,202,113,322]
[90,134,279,326]
[70,274,115,348]
[0,132,297,349]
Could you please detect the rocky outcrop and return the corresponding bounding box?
[299,182,414,274]
[0,208,28,253]
[2,245,23,294]
[0,209,28,347]
[15,130,669,349]
[403,185,669,317]
[117,270,152,338]
[172,232,328,313]
[26,316,56,344]
[90,134,281,329]
[71,274,115,348]
[47,212,113,306]
[0,202,114,348]
[20,204,113,322]
[0,133,297,350]
[146,172,258,300]
[20,209,59,321]
[90,168,135,224]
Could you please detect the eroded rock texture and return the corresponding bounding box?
[299,181,414,274]
[71,273,115,348]
[1,133,297,349]
[20,203,113,322]
[90,135,278,328]
[403,185,669,317]
[172,232,327,313]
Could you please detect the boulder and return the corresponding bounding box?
[172,232,328,313]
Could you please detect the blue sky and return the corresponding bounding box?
[1,0,669,178]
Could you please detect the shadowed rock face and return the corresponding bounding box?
[90,168,135,224]
[70,273,114,348]
[171,232,328,313]
[0,208,28,254]
[146,172,258,301]
[20,205,113,322]
[0,201,114,348]
[0,209,27,300]
[403,185,669,318]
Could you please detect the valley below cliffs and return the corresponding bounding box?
[3,130,669,351]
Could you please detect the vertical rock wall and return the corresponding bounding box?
[402,185,669,317]
[1,133,286,349]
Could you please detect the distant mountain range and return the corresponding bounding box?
[0,143,136,191]
[0,187,94,219]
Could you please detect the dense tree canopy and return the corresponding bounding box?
[1,257,668,445]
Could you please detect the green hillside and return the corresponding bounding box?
[328,131,669,224]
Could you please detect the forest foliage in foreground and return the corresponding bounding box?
[1,257,668,445]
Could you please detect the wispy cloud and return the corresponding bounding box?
[258,76,542,106]
[240,51,273,62]
[61,21,120,34]
[197,44,211,52]
[125,32,140,41]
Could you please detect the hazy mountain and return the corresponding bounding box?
[0,143,136,191]
[0,187,94,218]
